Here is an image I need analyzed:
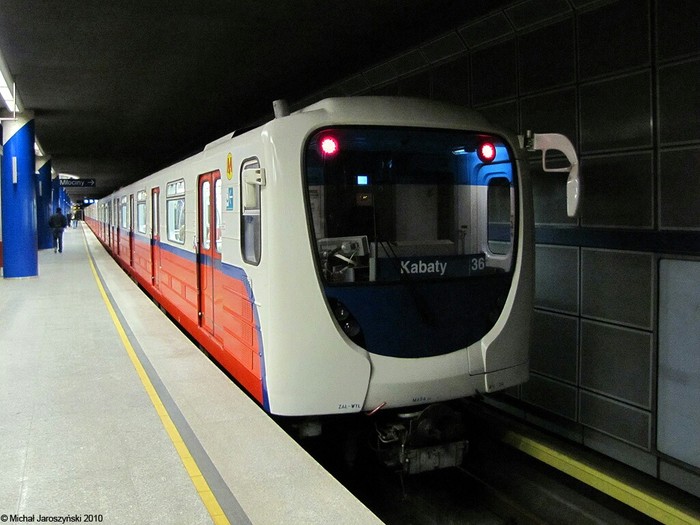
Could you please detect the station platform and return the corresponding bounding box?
[0,224,383,524]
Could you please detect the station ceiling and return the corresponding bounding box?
[0,1,510,201]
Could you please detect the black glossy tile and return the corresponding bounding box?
[656,0,700,61]
[521,88,577,144]
[580,391,651,449]
[580,152,653,228]
[532,311,578,382]
[580,72,652,153]
[397,71,430,98]
[578,0,650,79]
[659,147,700,229]
[430,56,469,105]
[519,19,575,93]
[507,0,572,30]
[522,374,578,420]
[658,59,700,145]
[581,321,652,408]
[478,100,519,133]
[471,39,517,105]
[535,246,579,313]
[581,248,654,329]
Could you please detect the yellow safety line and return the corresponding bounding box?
[83,233,231,525]
[502,431,700,525]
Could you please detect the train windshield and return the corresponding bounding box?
[304,127,517,285]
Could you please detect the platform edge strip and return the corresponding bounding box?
[502,431,700,525]
[83,233,231,525]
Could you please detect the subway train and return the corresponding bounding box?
[85,97,578,471]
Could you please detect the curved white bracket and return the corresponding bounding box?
[524,131,581,218]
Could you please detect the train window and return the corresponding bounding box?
[487,178,512,255]
[166,179,185,196]
[201,180,211,250]
[304,127,516,283]
[241,158,261,265]
[136,190,147,234]
[166,179,186,244]
[215,178,222,253]
[120,196,128,229]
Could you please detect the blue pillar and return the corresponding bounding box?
[62,190,70,214]
[1,112,37,278]
[51,175,60,215]
[36,156,53,249]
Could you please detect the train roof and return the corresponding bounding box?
[202,96,506,155]
[295,96,495,130]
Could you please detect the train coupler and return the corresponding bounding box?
[374,403,468,474]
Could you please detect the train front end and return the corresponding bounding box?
[301,100,533,415]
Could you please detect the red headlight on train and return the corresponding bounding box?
[320,136,340,156]
[478,141,496,163]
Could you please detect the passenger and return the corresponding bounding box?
[66,211,73,228]
[48,207,68,253]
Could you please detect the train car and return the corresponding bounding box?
[85,97,578,472]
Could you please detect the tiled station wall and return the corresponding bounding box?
[303,0,700,496]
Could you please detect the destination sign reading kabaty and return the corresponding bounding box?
[377,254,488,279]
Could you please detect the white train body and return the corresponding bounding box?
[86,97,541,417]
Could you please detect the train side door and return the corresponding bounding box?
[197,171,221,334]
[151,187,161,289]
[114,198,119,255]
[106,202,112,247]
[129,194,135,267]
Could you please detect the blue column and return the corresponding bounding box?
[1,112,37,278]
[36,156,53,249]
[62,190,70,214]
[51,175,60,215]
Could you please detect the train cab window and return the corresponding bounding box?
[136,190,147,234]
[166,179,186,244]
[120,196,128,229]
[241,158,262,265]
[304,127,516,283]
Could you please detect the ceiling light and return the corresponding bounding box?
[0,45,23,113]
[0,77,15,112]
[34,140,46,156]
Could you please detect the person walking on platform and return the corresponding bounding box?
[49,207,68,253]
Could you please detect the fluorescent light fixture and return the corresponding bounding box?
[0,74,13,111]
[0,44,23,113]
[34,140,46,156]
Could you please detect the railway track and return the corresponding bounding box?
[301,418,658,524]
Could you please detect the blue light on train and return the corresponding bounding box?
[356,174,369,185]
